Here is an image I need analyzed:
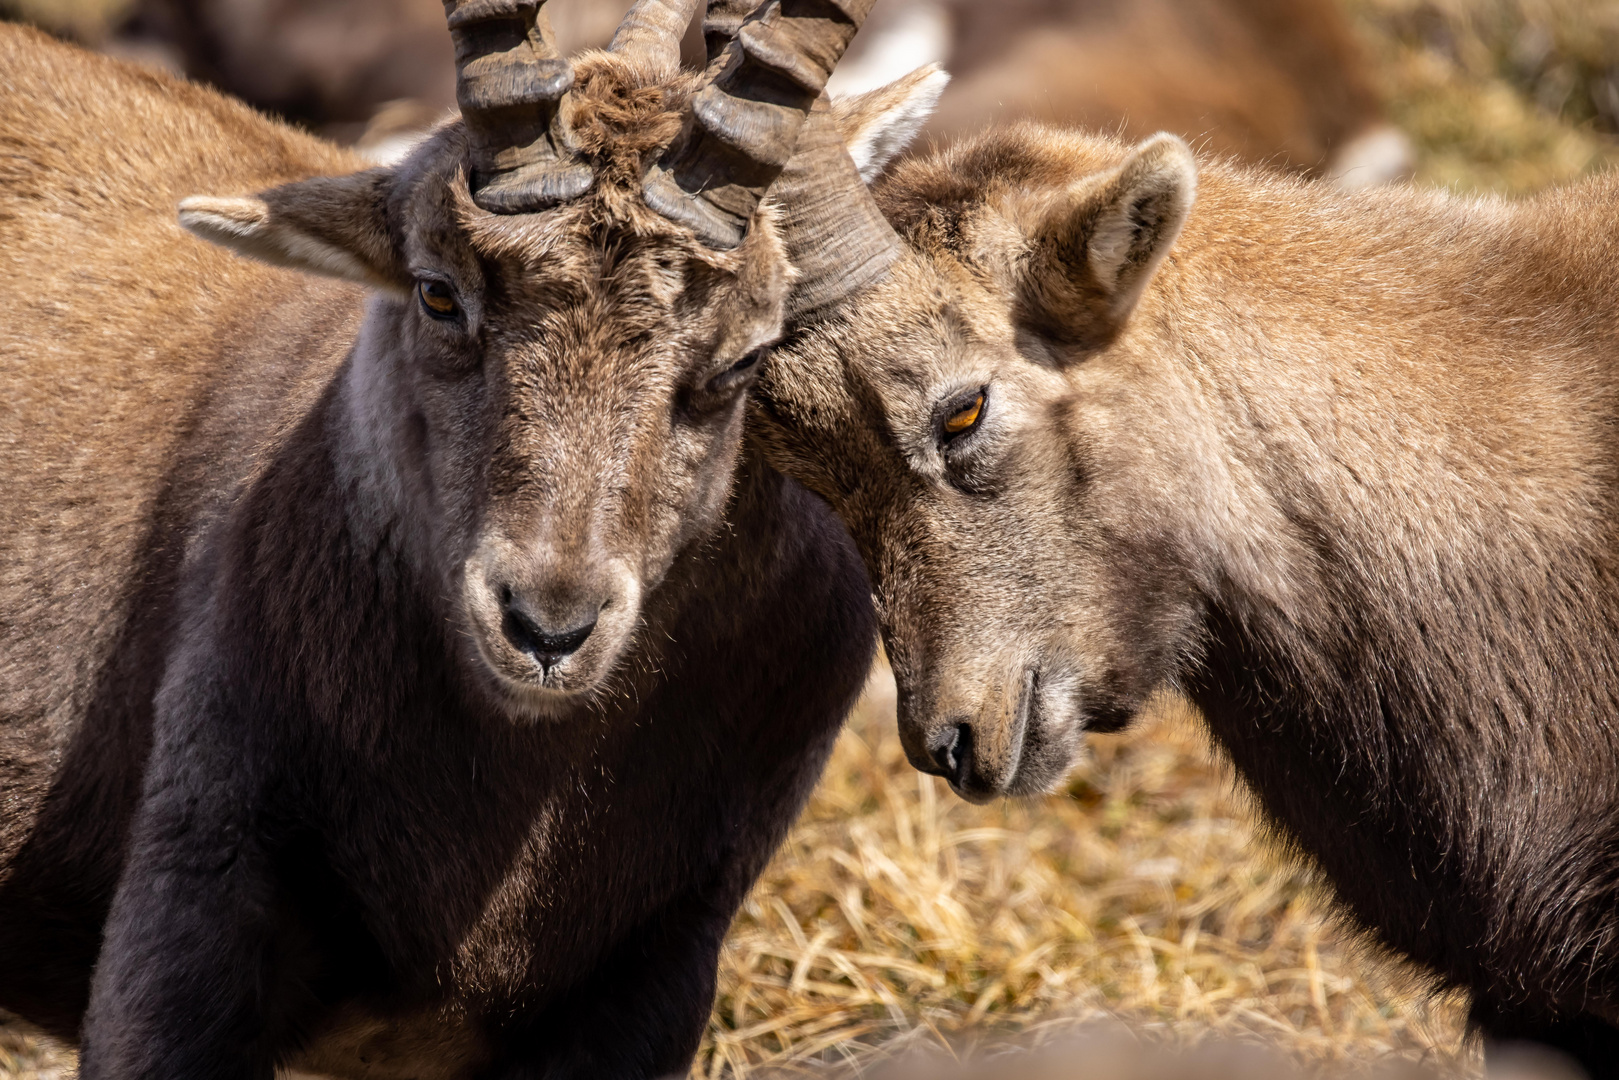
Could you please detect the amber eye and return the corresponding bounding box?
[942,391,985,438]
[417,279,459,320]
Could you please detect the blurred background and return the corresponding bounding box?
[2,0,1616,189]
[0,0,1616,1076]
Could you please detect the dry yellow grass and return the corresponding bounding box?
[0,1,1615,1077]
[0,1021,70,1080]
[0,680,1475,1080]
[694,674,1473,1078]
[0,679,1472,1080]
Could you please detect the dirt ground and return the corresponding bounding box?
[0,0,1615,1076]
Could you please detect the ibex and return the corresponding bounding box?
[751,121,1619,1072]
[0,1,938,1074]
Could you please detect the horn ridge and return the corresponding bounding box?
[772,99,903,317]
[446,0,543,29]
[645,0,877,249]
[444,0,593,213]
[608,0,702,74]
[701,0,753,64]
[733,19,841,97]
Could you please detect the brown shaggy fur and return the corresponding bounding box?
[0,24,877,1078]
[755,119,1619,1075]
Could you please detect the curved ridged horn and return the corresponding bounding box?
[445,0,593,213]
[608,0,702,75]
[643,0,878,250]
[773,99,903,318]
[700,0,757,64]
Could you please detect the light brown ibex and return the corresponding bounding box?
[753,117,1619,1073]
[0,1,939,1075]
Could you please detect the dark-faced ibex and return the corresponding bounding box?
[755,115,1619,1074]
[0,2,943,1074]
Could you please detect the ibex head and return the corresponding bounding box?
[177,0,923,719]
[755,123,1197,801]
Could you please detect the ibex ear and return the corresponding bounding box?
[1013,133,1196,350]
[831,64,950,182]
[178,169,407,293]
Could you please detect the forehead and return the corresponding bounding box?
[785,257,1066,506]
[391,141,748,342]
[390,56,750,314]
[874,123,1130,240]
[468,222,701,328]
[845,259,1013,405]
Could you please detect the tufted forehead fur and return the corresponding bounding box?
[455,53,778,274]
[399,52,788,291]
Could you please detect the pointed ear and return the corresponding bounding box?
[178,168,407,293]
[831,64,950,182]
[1012,133,1196,351]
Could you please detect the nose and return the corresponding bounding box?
[926,722,974,792]
[500,589,598,669]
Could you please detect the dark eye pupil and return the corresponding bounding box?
[419,280,456,316]
[731,350,761,372]
[943,391,984,437]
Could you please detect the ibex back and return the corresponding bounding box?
[0,1,937,1074]
[752,124,1619,1073]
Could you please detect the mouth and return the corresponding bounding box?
[475,645,592,710]
[458,559,645,716]
[461,611,612,717]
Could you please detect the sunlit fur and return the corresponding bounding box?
[757,119,1619,1069]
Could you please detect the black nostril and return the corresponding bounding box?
[500,601,597,669]
[927,722,974,788]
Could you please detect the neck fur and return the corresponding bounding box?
[1151,171,1619,956]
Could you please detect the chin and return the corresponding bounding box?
[496,680,597,723]
[1004,748,1081,799]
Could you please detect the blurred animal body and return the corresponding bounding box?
[758,103,1619,1073]
[831,0,1413,186]
[0,0,912,1073]
[114,0,684,142]
[117,0,633,132]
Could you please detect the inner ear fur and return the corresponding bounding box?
[831,64,951,182]
[1011,133,1196,352]
[179,168,407,293]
